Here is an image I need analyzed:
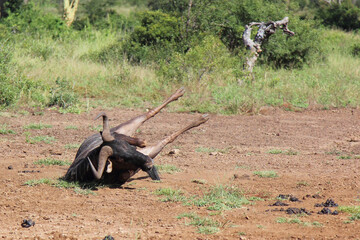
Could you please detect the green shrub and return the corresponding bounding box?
[2,3,69,38]
[48,78,79,108]
[316,2,360,31]
[73,0,135,31]
[259,18,322,69]
[0,40,20,107]
[124,10,182,63]
[351,43,360,57]
[159,35,242,83]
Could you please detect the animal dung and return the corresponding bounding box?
[21,219,35,228]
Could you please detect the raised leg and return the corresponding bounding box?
[111,87,185,136]
[138,114,209,159]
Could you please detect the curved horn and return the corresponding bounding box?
[95,112,114,142]
[88,145,113,179]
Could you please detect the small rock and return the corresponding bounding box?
[7,165,13,170]
[21,219,35,228]
[168,149,180,155]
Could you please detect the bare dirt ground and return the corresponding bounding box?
[0,105,359,239]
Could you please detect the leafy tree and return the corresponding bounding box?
[0,0,23,18]
[316,1,360,30]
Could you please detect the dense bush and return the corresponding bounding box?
[351,43,360,57]
[124,10,182,63]
[1,3,69,38]
[259,18,322,69]
[0,40,18,106]
[48,78,79,108]
[316,2,360,31]
[73,0,135,31]
[159,35,242,83]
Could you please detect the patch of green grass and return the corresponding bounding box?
[339,206,360,222]
[90,125,102,131]
[153,187,186,202]
[190,185,250,211]
[65,125,78,130]
[23,122,52,129]
[24,178,99,195]
[248,196,265,201]
[195,147,230,154]
[33,111,44,116]
[155,164,181,174]
[276,217,323,227]
[253,171,278,178]
[0,124,16,134]
[25,134,56,144]
[267,149,283,154]
[325,149,342,155]
[65,143,80,149]
[58,105,83,114]
[33,158,72,166]
[177,212,220,235]
[338,155,352,159]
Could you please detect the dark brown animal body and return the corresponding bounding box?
[64,88,209,184]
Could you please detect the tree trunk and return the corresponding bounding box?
[242,17,295,78]
[63,0,80,27]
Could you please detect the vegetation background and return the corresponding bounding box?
[0,0,360,114]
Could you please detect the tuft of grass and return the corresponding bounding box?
[190,185,250,211]
[155,164,181,174]
[338,206,360,222]
[267,149,283,154]
[0,124,16,134]
[65,143,80,149]
[33,158,72,166]
[25,134,56,144]
[195,147,230,154]
[89,125,102,131]
[65,125,78,130]
[24,122,52,130]
[253,171,278,178]
[276,217,323,227]
[153,187,186,202]
[177,212,220,235]
[24,178,98,195]
[338,155,352,160]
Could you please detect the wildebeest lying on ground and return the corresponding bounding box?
[64,88,209,184]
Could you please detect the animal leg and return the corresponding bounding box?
[138,114,209,159]
[111,87,185,136]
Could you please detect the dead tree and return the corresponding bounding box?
[63,0,79,27]
[242,17,295,76]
